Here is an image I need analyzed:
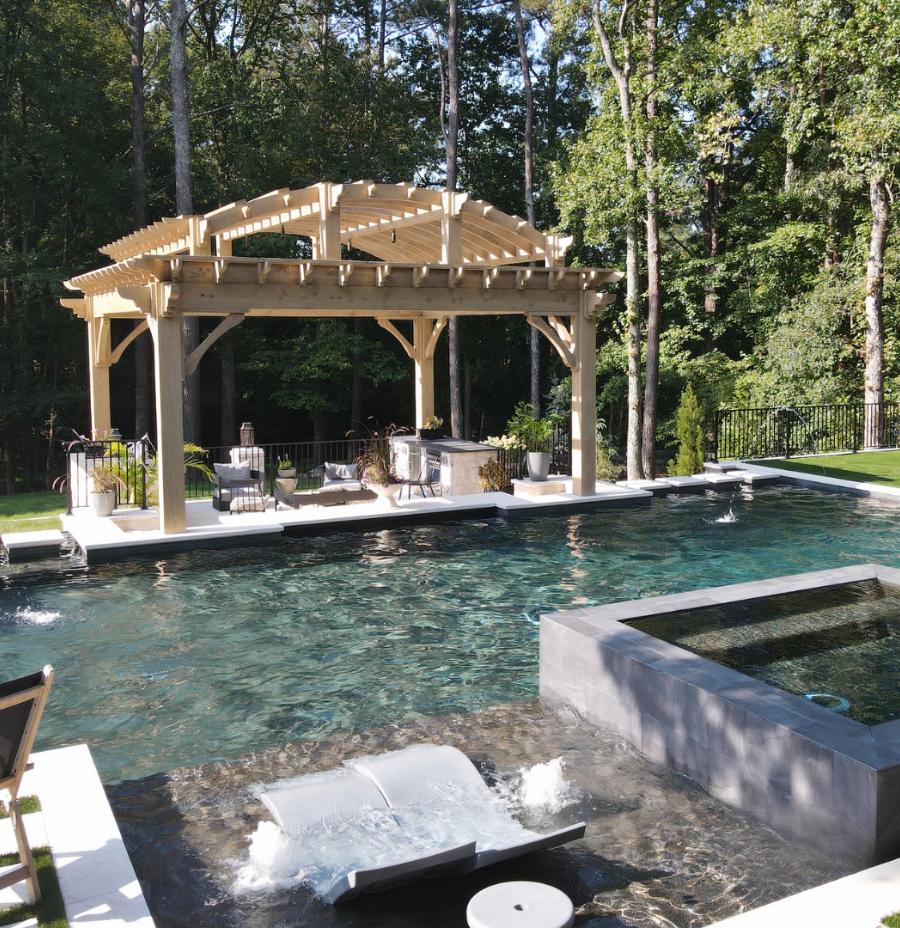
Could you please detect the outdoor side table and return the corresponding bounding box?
[466,882,574,928]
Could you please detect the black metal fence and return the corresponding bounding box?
[713,403,900,460]
[63,436,151,512]
[493,421,571,482]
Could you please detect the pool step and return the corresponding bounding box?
[1,529,67,563]
[694,472,744,489]
[658,476,708,493]
[619,479,673,497]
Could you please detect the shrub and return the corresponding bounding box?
[667,385,705,476]
[478,458,511,492]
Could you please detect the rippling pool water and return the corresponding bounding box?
[2,486,899,782]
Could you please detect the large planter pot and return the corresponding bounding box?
[527,451,551,482]
[89,490,116,517]
[277,468,296,479]
[276,476,297,496]
[416,428,446,441]
[369,482,400,508]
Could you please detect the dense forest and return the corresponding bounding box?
[0,0,897,492]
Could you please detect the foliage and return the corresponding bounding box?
[355,421,406,487]
[506,402,563,453]
[767,451,900,489]
[882,913,900,928]
[484,434,525,451]
[667,386,705,476]
[89,466,124,494]
[141,444,213,507]
[477,458,512,493]
[276,456,294,471]
[423,416,444,430]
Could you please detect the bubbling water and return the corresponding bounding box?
[234,756,578,900]
[6,607,62,625]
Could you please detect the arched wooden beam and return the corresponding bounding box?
[378,318,415,359]
[110,319,149,365]
[527,315,575,370]
[425,317,448,358]
[184,313,245,377]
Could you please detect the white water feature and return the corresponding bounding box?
[6,606,62,625]
[716,508,738,524]
[234,755,578,899]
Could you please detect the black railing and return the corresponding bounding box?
[63,422,575,510]
[713,403,900,460]
[186,438,375,499]
[63,435,151,512]
[492,421,571,482]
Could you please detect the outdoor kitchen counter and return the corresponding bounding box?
[391,436,499,496]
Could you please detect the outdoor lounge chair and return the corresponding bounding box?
[259,743,585,903]
[212,463,266,512]
[0,665,54,904]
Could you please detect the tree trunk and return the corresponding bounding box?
[4,435,15,496]
[641,0,661,479]
[446,0,463,437]
[220,338,236,447]
[864,176,889,448]
[512,0,541,413]
[463,355,472,439]
[170,0,200,442]
[591,0,642,479]
[128,0,151,439]
[702,172,719,348]
[351,317,364,427]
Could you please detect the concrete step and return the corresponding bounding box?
[1,530,67,562]
[658,476,709,493]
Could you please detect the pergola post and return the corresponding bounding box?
[413,317,434,427]
[315,182,341,260]
[149,285,186,534]
[87,305,112,438]
[571,292,597,496]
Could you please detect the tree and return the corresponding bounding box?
[446,0,463,437]
[641,0,661,477]
[667,384,704,475]
[511,0,541,413]
[590,0,642,479]
[168,0,201,442]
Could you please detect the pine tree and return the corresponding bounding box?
[667,386,705,476]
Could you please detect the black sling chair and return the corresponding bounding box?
[0,666,54,904]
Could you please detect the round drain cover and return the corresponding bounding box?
[804,692,850,713]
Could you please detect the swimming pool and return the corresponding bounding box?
[2,486,899,782]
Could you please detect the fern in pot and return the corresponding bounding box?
[506,402,563,481]
[275,455,297,495]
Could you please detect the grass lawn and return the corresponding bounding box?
[0,491,66,535]
[0,846,68,928]
[764,450,900,488]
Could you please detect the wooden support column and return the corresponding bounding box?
[571,291,598,496]
[87,304,112,438]
[149,284,186,534]
[315,182,341,260]
[440,191,465,264]
[379,316,447,428]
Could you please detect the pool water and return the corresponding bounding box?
[2,486,899,782]
[628,580,900,725]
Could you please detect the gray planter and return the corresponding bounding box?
[527,451,551,481]
[89,490,116,517]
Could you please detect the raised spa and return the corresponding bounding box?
[540,564,900,866]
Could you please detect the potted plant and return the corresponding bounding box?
[88,466,123,517]
[275,455,297,496]
[417,415,446,441]
[507,401,563,482]
[356,422,405,507]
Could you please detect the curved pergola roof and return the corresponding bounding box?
[96,181,572,268]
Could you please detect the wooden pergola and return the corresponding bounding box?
[62,181,621,534]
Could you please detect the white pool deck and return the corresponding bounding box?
[58,478,654,563]
[0,745,154,928]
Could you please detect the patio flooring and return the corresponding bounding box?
[61,479,653,563]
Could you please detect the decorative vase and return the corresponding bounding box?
[89,490,116,517]
[370,482,400,507]
[527,451,551,481]
[276,476,297,496]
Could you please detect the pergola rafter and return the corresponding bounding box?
[62,182,621,534]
